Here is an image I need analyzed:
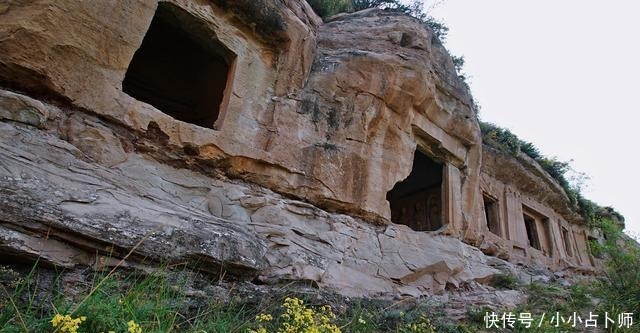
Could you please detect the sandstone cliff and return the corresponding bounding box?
[0,0,602,302]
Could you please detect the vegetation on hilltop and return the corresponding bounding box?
[306,0,349,17]
[479,121,624,229]
[307,0,449,42]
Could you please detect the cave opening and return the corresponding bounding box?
[523,212,541,250]
[386,150,443,231]
[483,194,501,236]
[522,206,554,256]
[562,227,573,257]
[123,3,235,129]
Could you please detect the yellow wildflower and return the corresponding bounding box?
[256,314,273,322]
[401,315,436,333]
[249,297,341,333]
[50,314,86,333]
[128,320,143,333]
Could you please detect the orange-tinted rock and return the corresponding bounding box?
[0,0,603,298]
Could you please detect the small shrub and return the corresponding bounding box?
[524,282,569,313]
[490,273,519,290]
[451,56,465,74]
[567,283,592,310]
[307,0,350,17]
[352,0,398,11]
[465,306,492,325]
[589,237,605,258]
[399,314,436,333]
[339,304,377,333]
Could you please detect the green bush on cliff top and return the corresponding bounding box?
[308,0,449,42]
[479,121,624,229]
[307,0,350,17]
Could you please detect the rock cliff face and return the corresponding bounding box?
[0,95,496,297]
[0,0,599,297]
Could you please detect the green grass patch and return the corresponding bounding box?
[489,273,519,290]
[0,264,479,333]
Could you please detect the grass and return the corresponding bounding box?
[1,217,636,332]
[0,260,266,333]
[489,273,519,290]
[1,255,636,333]
[0,263,475,333]
[4,262,628,333]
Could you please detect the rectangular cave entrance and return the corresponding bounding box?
[561,227,573,257]
[386,150,443,231]
[522,206,552,256]
[483,193,501,236]
[523,212,541,250]
[123,3,235,129]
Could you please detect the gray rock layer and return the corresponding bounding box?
[0,96,504,297]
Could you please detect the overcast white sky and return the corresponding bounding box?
[427,0,640,236]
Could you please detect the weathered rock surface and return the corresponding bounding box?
[0,89,48,128]
[0,119,267,277]
[0,0,602,301]
[0,104,499,297]
[0,0,480,228]
[481,146,582,225]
